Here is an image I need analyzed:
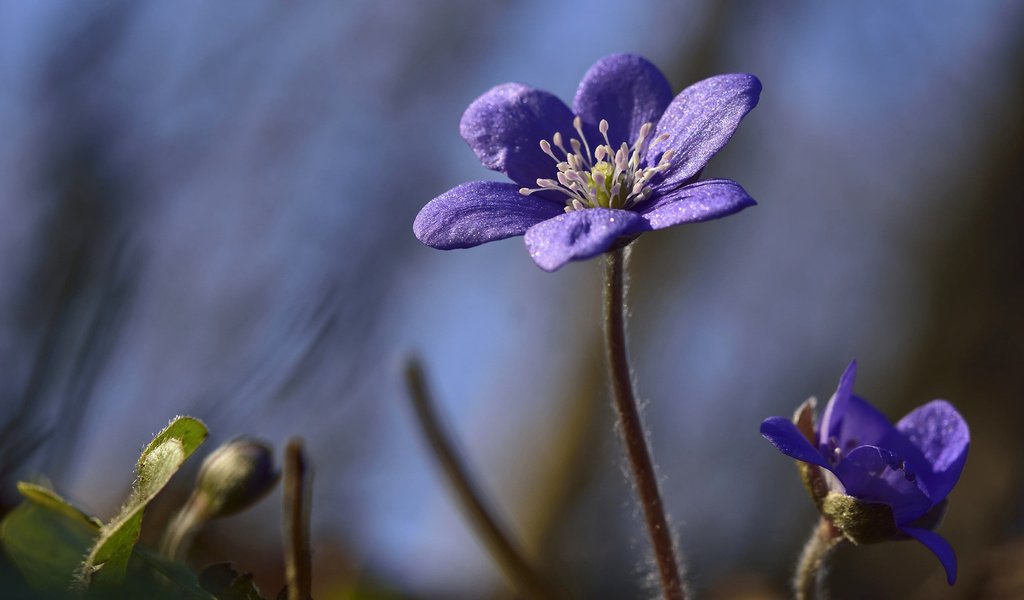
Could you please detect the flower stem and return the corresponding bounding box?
[794,518,844,600]
[603,247,686,600]
[403,357,562,600]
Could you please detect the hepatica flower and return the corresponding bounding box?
[414,54,761,271]
[761,361,969,584]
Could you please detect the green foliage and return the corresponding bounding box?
[133,546,217,599]
[75,416,208,590]
[0,485,214,599]
[1,486,98,594]
[198,563,266,600]
[0,417,331,600]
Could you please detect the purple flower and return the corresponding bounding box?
[413,54,761,271]
[761,361,969,585]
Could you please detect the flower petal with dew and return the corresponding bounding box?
[415,54,761,271]
[760,361,969,585]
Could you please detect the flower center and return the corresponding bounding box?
[826,436,860,466]
[519,116,675,213]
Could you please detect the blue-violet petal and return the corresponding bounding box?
[818,360,858,448]
[460,83,575,191]
[573,53,673,149]
[649,73,761,192]
[902,526,958,585]
[896,400,969,503]
[834,395,932,484]
[760,417,831,470]
[414,181,564,249]
[523,208,648,272]
[639,179,755,230]
[834,445,931,524]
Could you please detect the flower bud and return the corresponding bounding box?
[195,437,279,518]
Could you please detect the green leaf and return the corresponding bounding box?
[1,495,99,594]
[16,482,103,529]
[139,415,208,475]
[75,416,208,590]
[1,496,216,599]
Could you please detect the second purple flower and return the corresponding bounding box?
[761,361,969,585]
[414,54,761,271]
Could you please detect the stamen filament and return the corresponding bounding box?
[573,116,593,167]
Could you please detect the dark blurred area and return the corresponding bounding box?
[1,0,1022,598]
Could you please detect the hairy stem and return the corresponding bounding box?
[404,357,561,600]
[603,247,685,600]
[795,518,843,600]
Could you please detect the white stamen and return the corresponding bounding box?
[518,118,674,211]
[614,147,628,171]
[553,132,567,154]
[637,122,652,142]
[599,119,613,150]
[539,139,558,161]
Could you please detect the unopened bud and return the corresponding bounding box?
[161,438,280,560]
[196,438,279,518]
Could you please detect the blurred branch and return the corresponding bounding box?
[667,0,735,85]
[283,438,312,600]
[403,356,563,600]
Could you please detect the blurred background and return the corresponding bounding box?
[0,0,1022,598]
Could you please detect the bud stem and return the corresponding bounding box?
[795,518,844,600]
[160,494,213,561]
[603,247,686,600]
